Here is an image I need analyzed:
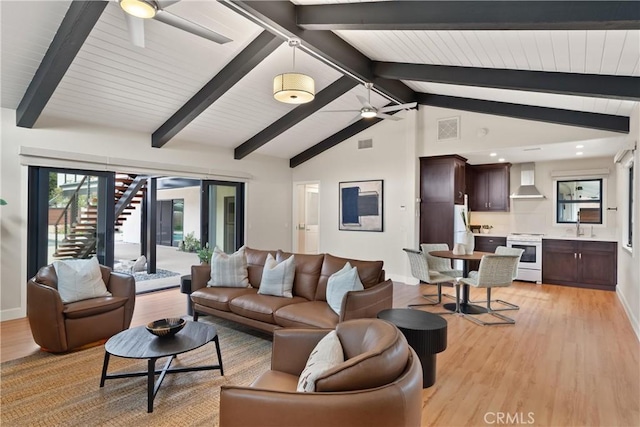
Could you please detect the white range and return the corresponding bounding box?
[506,233,543,284]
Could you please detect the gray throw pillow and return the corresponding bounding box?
[207,246,249,288]
[326,262,364,315]
[258,253,295,298]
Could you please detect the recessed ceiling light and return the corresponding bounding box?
[498,158,505,162]
[576,145,584,149]
[490,152,497,157]
[576,152,583,156]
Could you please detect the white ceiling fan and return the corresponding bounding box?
[323,82,417,123]
[118,0,232,48]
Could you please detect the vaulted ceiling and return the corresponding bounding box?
[2,1,638,167]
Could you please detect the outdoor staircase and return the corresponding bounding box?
[52,174,147,259]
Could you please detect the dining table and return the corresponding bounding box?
[428,250,492,315]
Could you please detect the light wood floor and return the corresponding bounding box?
[2,282,638,426]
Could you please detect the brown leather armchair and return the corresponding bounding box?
[220,318,423,427]
[27,264,136,353]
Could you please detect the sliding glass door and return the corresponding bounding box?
[28,167,115,278]
[200,181,244,253]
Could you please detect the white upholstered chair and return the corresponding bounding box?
[467,246,524,311]
[458,254,521,325]
[420,243,463,278]
[403,248,456,309]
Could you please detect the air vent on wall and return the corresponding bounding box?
[437,117,460,141]
[358,138,373,149]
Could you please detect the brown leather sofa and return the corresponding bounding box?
[27,264,136,353]
[219,318,423,427]
[190,248,393,333]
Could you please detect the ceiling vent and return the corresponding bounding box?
[358,138,373,149]
[437,117,460,141]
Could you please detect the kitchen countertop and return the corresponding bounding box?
[472,233,617,242]
[473,233,508,238]
[542,235,617,242]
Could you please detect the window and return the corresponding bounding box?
[627,164,634,248]
[556,179,603,224]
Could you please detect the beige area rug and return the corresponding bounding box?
[0,318,272,426]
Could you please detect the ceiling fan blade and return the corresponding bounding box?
[320,109,361,113]
[376,113,403,121]
[356,95,373,109]
[378,102,418,113]
[157,0,181,8]
[154,10,232,44]
[346,114,363,126]
[124,13,145,48]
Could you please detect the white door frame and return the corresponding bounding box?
[292,181,320,254]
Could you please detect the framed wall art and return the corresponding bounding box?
[339,180,383,232]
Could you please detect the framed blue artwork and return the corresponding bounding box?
[339,180,383,232]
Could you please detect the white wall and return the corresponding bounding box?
[291,110,420,284]
[0,109,292,320]
[616,104,640,340]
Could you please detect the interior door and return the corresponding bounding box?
[295,183,320,254]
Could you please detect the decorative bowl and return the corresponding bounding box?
[146,318,186,338]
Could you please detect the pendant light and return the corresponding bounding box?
[273,39,315,104]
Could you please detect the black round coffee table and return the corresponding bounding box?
[378,308,447,388]
[100,320,223,412]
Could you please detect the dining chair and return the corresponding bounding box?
[457,254,521,325]
[466,246,524,311]
[420,243,463,278]
[403,248,456,309]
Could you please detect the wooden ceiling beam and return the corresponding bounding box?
[374,62,640,101]
[417,94,629,133]
[296,1,640,31]
[152,31,280,148]
[16,1,108,128]
[235,76,357,159]
[289,104,399,168]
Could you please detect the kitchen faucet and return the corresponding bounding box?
[576,212,582,237]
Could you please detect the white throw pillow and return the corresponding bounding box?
[326,262,364,315]
[131,255,146,273]
[207,246,249,288]
[258,253,295,298]
[297,330,345,392]
[53,257,112,303]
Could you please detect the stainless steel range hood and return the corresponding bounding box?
[510,162,546,199]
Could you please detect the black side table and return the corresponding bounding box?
[377,308,447,388]
[179,274,193,316]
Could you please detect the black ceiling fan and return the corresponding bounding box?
[323,83,417,123]
[118,0,232,48]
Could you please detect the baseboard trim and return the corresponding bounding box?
[387,274,418,285]
[617,288,640,342]
[1,307,25,322]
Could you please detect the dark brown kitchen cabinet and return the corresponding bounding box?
[419,155,466,249]
[542,239,617,290]
[475,236,507,252]
[469,235,507,270]
[420,155,466,205]
[468,164,511,212]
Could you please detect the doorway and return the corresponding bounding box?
[156,199,183,247]
[201,180,245,253]
[294,182,320,254]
